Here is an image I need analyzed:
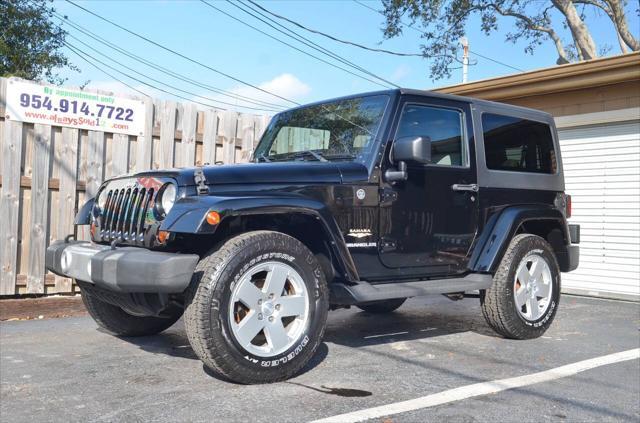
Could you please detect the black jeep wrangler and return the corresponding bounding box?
[46,89,579,384]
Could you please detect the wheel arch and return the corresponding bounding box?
[214,212,356,284]
[470,205,571,274]
[161,195,359,284]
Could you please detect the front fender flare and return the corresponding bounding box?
[469,205,568,273]
[160,195,359,282]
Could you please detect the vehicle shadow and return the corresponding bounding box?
[115,297,496,379]
[323,297,499,348]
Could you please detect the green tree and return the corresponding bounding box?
[380,0,639,80]
[1,0,76,84]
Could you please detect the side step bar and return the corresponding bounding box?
[330,273,493,305]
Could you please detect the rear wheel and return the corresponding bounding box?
[357,298,406,314]
[81,289,181,337]
[481,234,561,339]
[184,231,328,384]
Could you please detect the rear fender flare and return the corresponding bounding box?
[469,205,568,273]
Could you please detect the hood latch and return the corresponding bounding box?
[194,167,209,195]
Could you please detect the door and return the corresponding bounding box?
[378,98,479,277]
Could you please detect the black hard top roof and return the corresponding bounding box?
[282,88,553,122]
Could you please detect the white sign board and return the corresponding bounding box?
[5,79,146,136]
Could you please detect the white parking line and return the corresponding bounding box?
[363,331,408,339]
[310,348,640,423]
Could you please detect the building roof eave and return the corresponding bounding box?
[433,52,640,102]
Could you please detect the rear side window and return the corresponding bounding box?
[482,114,556,174]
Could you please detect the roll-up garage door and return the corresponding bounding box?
[558,120,640,300]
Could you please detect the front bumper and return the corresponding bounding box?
[45,240,199,293]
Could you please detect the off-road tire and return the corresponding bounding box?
[184,231,329,384]
[481,234,561,339]
[357,298,406,314]
[81,290,182,337]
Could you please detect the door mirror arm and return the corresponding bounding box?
[384,161,408,182]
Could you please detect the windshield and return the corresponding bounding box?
[253,94,389,164]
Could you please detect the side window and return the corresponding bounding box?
[482,114,557,174]
[396,105,465,166]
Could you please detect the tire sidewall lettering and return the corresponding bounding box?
[217,239,323,370]
[257,335,309,367]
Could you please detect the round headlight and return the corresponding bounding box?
[97,188,109,209]
[159,183,177,215]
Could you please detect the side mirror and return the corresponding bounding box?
[392,136,432,164]
[385,136,432,183]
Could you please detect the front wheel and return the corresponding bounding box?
[184,231,329,384]
[481,234,561,340]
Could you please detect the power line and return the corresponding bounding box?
[246,0,439,59]
[65,45,151,98]
[67,41,378,138]
[64,41,261,110]
[466,50,524,73]
[351,0,525,73]
[200,0,395,89]
[232,0,401,88]
[50,10,286,110]
[64,0,301,105]
[65,35,282,112]
[353,0,381,15]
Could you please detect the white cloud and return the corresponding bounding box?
[259,73,311,99]
[216,73,311,112]
[390,64,412,82]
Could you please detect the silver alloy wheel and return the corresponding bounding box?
[228,261,310,357]
[513,253,553,321]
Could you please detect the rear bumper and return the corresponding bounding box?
[557,244,579,273]
[45,240,199,293]
[566,244,579,272]
[563,224,580,272]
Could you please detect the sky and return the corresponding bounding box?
[52,0,640,114]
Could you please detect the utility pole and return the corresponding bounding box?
[460,37,469,83]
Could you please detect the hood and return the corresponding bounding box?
[133,161,369,187]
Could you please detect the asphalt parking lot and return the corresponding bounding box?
[1,294,639,423]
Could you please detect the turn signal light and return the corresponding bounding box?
[206,210,221,226]
[566,195,572,218]
[157,230,170,244]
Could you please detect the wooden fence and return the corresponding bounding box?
[0,77,270,296]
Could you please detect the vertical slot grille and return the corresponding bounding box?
[97,180,159,244]
[138,188,154,242]
[125,188,139,239]
[130,187,146,240]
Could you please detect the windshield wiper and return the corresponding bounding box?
[322,153,356,160]
[255,153,271,163]
[296,150,328,162]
